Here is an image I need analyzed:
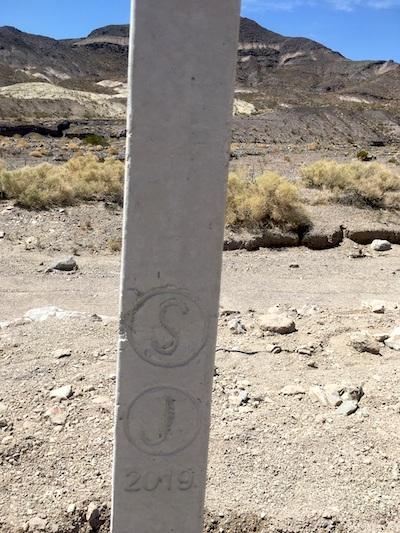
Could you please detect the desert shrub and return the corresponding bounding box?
[301,160,400,208]
[357,150,370,161]
[108,237,122,252]
[0,155,124,209]
[83,134,109,147]
[226,171,308,229]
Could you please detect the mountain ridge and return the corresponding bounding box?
[0,16,399,137]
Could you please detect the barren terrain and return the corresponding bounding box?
[0,131,399,532]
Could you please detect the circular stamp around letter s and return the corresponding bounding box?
[127,288,208,367]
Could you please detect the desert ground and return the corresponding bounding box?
[0,135,400,533]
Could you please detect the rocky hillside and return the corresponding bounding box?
[0,17,399,145]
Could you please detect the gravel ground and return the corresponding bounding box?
[1,205,400,531]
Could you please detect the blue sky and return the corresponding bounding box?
[1,0,399,62]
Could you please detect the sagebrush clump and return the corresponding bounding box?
[301,160,400,208]
[0,155,124,208]
[226,171,308,229]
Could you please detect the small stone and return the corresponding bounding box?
[280,385,306,396]
[228,318,246,335]
[66,504,76,514]
[49,257,78,272]
[0,231,5,239]
[362,300,385,314]
[336,400,358,416]
[27,517,47,531]
[1,435,13,445]
[309,385,328,406]
[229,390,249,406]
[385,327,400,351]
[373,333,389,343]
[259,314,296,335]
[296,345,314,356]
[350,332,381,355]
[86,502,100,530]
[53,349,72,359]
[265,344,282,354]
[92,396,113,411]
[340,385,364,402]
[49,385,73,400]
[371,239,392,252]
[46,406,67,426]
[324,384,343,407]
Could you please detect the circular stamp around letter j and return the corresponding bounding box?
[124,386,201,456]
[127,288,208,367]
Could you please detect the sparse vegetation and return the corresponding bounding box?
[301,160,400,208]
[108,237,122,252]
[0,155,124,208]
[83,134,109,147]
[225,171,309,229]
[357,150,371,161]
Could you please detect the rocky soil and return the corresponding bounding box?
[0,194,400,532]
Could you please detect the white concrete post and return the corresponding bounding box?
[112,1,241,532]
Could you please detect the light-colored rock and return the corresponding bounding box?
[336,400,358,416]
[309,384,363,409]
[373,333,389,343]
[385,327,400,351]
[259,314,296,335]
[228,317,246,335]
[280,385,306,396]
[24,306,86,322]
[86,502,100,530]
[362,300,385,314]
[324,384,343,407]
[233,98,256,116]
[229,390,249,407]
[53,348,72,359]
[27,517,47,531]
[45,406,67,426]
[371,239,392,251]
[91,396,113,411]
[49,385,72,400]
[350,331,381,355]
[309,385,329,406]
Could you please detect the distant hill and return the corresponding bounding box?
[0,17,399,146]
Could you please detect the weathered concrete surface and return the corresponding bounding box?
[112,1,241,533]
